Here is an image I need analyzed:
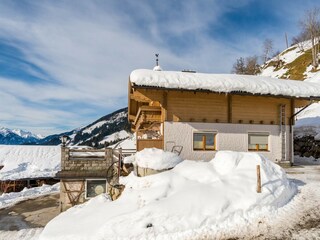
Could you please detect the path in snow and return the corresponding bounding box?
[0,193,59,239]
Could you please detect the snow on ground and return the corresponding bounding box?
[0,145,61,181]
[260,40,316,79]
[0,183,59,210]
[98,130,130,145]
[39,151,296,240]
[0,228,43,240]
[294,155,320,165]
[110,133,136,149]
[130,69,320,98]
[82,121,107,134]
[259,65,288,78]
[134,148,182,170]
[296,71,320,129]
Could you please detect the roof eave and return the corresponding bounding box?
[132,84,320,101]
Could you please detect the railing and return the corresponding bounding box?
[67,148,106,161]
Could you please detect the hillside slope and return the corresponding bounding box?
[260,40,320,137]
[260,40,320,80]
[38,107,132,147]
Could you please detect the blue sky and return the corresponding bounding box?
[0,0,318,136]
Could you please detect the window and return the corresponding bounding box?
[248,133,269,151]
[86,179,106,198]
[193,132,216,151]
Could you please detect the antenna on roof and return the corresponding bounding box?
[153,53,162,71]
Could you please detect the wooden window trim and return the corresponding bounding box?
[248,143,269,152]
[248,133,270,152]
[193,132,216,151]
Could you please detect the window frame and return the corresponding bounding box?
[247,132,270,152]
[85,179,107,199]
[192,131,217,151]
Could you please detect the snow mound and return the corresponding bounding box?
[134,148,182,170]
[40,151,296,240]
[212,151,242,175]
[0,145,61,180]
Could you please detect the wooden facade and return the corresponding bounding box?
[129,81,313,154]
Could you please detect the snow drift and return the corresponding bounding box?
[0,145,61,180]
[132,148,182,170]
[40,151,296,240]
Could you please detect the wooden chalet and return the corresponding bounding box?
[128,69,320,165]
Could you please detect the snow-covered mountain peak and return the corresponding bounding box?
[11,128,43,139]
[0,127,43,145]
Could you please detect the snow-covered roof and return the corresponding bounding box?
[130,69,320,99]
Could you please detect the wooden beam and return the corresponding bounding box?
[130,92,150,102]
[162,92,168,121]
[133,84,320,101]
[227,94,232,123]
[290,98,295,125]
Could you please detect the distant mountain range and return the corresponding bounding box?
[0,127,43,145]
[1,107,131,147]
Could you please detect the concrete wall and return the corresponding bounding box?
[164,122,291,162]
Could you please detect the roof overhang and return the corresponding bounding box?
[132,84,320,101]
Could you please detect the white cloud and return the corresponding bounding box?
[0,0,313,135]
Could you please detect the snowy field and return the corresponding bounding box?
[0,145,61,180]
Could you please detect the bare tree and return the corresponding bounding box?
[292,30,309,51]
[232,57,246,74]
[272,50,283,68]
[262,38,273,63]
[231,56,260,75]
[300,7,320,67]
[245,56,261,75]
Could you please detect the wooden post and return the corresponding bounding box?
[257,165,261,193]
[118,148,122,181]
[227,94,232,123]
[202,135,206,150]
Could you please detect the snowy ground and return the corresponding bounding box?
[0,186,60,240]
[1,159,320,239]
[38,151,317,240]
[0,183,59,209]
[0,228,43,240]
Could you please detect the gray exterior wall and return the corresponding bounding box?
[164,121,291,162]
